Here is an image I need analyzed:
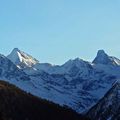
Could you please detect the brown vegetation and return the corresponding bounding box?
[0,80,88,120]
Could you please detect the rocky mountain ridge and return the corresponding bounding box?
[0,48,120,113]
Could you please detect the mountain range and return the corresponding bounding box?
[0,48,120,119]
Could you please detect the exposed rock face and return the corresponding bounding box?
[87,81,120,120]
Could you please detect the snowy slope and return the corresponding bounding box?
[4,48,120,113]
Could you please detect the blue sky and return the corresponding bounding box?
[0,0,120,64]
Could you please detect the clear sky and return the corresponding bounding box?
[0,0,120,64]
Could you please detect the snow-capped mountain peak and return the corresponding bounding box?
[8,48,23,64]
[7,48,39,68]
[3,48,120,114]
[93,50,120,66]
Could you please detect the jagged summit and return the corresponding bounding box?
[93,50,109,64]
[93,49,120,66]
[7,48,39,68]
[96,50,107,57]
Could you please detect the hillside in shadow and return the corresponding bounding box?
[0,80,89,120]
